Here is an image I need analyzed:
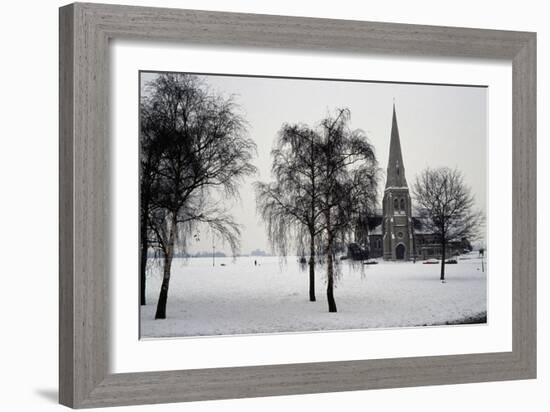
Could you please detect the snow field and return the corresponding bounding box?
[141,253,487,337]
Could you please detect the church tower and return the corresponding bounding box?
[382,104,415,260]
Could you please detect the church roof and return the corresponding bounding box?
[385,104,408,189]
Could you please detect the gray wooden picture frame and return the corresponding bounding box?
[59,2,536,408]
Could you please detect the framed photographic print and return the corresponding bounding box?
[59,2,536,408]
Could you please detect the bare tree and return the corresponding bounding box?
[257,109,379,311]
[255,124,324,302]
[139,93,172,305]
[316,108,378,312]
[140,73,257,319]
[412,167,483,281]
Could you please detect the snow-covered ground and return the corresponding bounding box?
[141,252,487,338]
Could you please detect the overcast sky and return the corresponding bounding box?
[141,72,487,255]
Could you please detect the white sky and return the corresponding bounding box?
[141,72,487,255]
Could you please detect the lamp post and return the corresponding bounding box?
[212,235,215,267]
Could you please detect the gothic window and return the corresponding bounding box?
[400,198,405,211]
[394,198,398,211]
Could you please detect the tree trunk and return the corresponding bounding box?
[139,213,148,305]
[326,215,337,313]
[326,249,337,312]
[139,167,153,306]
[309,139,317,303]
[308,234,316,302]
[154,252,173,319]
[155,214,177,319]
[440,239,446,281]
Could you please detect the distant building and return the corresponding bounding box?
[366,105,470,261]
[250,249,270,257]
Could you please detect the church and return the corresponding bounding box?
[365,105,470,261]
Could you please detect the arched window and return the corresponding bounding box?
[394,198,399,211]
[400,198,405,211]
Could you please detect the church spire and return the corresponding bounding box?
[385,103,408,188]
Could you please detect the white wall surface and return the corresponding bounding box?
[0,1,546,411]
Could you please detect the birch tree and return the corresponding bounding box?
[140,73,256,319]
[255,124,324,302]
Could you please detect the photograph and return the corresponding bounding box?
[1,0,540,409]
[138,71,487,338]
